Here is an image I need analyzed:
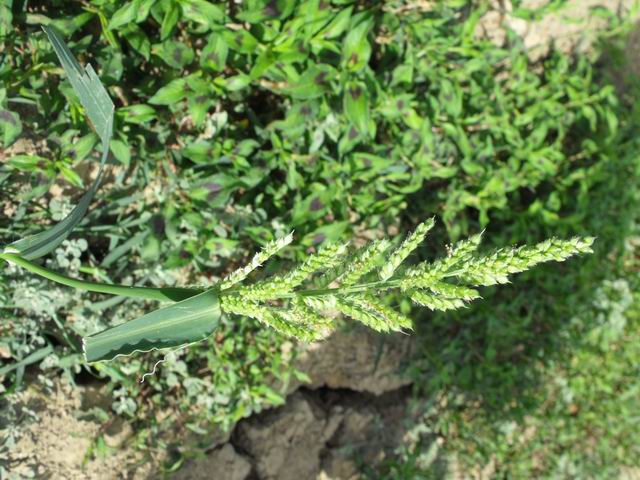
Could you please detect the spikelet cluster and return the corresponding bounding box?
[339,239,391,286]
[233,242,348,300]
[354,294,414,330]
[220,233,294,289]
[291,298,334,327]
[220,295,320,342]
[460,237,594,286]
[401,232,483,288]
[426,282,480,301]
[287,242,349,286]
[409,290,466,311]
[217,219,594,342]
[379,218,435,281]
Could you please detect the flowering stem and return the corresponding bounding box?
[261,279,402,299]
[0,253,202,302]
[1,252,402,304]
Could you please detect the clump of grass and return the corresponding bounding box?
[0,27,595,365]
[1,218,595,363]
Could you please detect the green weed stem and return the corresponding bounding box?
[0,253,402,304]
[0,253,202,302]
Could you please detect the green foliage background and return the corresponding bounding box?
[1,0,639,476]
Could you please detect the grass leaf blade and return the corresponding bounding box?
[3,26,114,260]
[83,290,221,363]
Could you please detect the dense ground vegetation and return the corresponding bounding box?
[1,0,639,477]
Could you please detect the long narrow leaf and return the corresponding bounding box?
[83,290,221,363]
[0,252,202,302]
[0,345,53,377]
[2,26,114,260]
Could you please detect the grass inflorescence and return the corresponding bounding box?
[215,222,594,340]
